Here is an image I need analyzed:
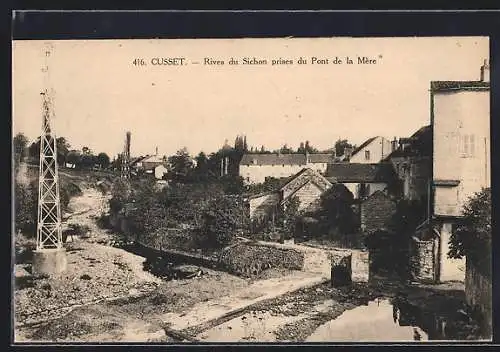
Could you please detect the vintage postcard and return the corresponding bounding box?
[12,36,491,343]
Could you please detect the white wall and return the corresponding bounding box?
[439,222,466,282]
[349,136,392,164]
[433,90,490,217]
[154,165,168,179]
[249,193,280,219]
[240,164,306,184]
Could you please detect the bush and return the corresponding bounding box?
[449,188,491,278]
[14,180,38,236]
[316,184,359,236]
[202,197,240,248]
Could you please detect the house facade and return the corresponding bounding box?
[154,164,168,180]
[325,162,398,200]
[239,152,334,184]
[413,62,490,283]
[247,168,332,223]
[347,136,393,163]
[386,125,432,202]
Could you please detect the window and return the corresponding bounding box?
[460,134,475,158]
[365,150,370,160]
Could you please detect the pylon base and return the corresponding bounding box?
[32,248,67,276]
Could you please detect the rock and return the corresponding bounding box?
[128,288,140,296]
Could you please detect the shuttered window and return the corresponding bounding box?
[460,134,475,158]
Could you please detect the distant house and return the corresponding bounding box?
[129,155,149,173]
[344,136,393,163]
[246,168,332,223]
[141,155,164,173]
[154,164,168,180]
[360,190,397,234]
[412,61,490,283]
[325,162,398,200]
[239,152,334,184]
[385,125,432,202]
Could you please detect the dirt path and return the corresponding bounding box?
[161,271,327,332]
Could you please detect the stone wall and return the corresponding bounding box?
[465,257,492,338]
[360,191,397,233]
[219,241,305,277]
[329,249,369,285]
[410,236,436,282]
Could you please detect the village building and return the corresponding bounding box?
[385,125,432,202]
[341,136,393,163]
[246,168,332,224]
[239,152,334,184]
[412,61,490,283]
[154,164,168,180]
[325,162,399,200]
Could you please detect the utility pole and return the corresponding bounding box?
[121,131,131,179]
[33,43,67,276]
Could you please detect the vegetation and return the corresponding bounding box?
[319,184,359,235]
[13,133,29,167]
[365,199,426,278]
[27,136,110,170]
[449,188,491,278]
[109,174,247,249]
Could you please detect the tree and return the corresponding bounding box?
[304,140,318,153]
[202,196,240,248]
[14,180,38,235]
[278,196,301,238]
[82,146,92,155]
[167,147,194,182]
[27,136,71,165]
[279,144,293,154]
[297,142,305,153]
[66,150,82,166]
[56,137,71,165]
[320,183,358,234]
[449,188,491,277]
[97,152,110,169]
[335,139,354,158]
[13,133,29,165]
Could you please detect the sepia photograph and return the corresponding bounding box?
[12,35,492,343]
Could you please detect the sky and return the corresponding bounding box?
[12,37,489,159]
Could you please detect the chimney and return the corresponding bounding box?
[391,137,398,152]
[344,147,353,159]
[480,59,490,82]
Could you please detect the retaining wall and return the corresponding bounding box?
[410,236,436,282]
[219,241,305,277]
[465,258,492,338]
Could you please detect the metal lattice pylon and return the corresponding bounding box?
[36,90,63,249]
[36,45,63,250]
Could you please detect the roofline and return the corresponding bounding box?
[430,80,490,93]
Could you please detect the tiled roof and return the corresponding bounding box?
[325,162,396,183]
[240,153,307,166]
[240,152,334,166]
[308,153,335,163]
[350,137,377,158]
[431,81,490,92]
[142,155,163,163]
[386,125,432,159]
[130,155,148,165]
